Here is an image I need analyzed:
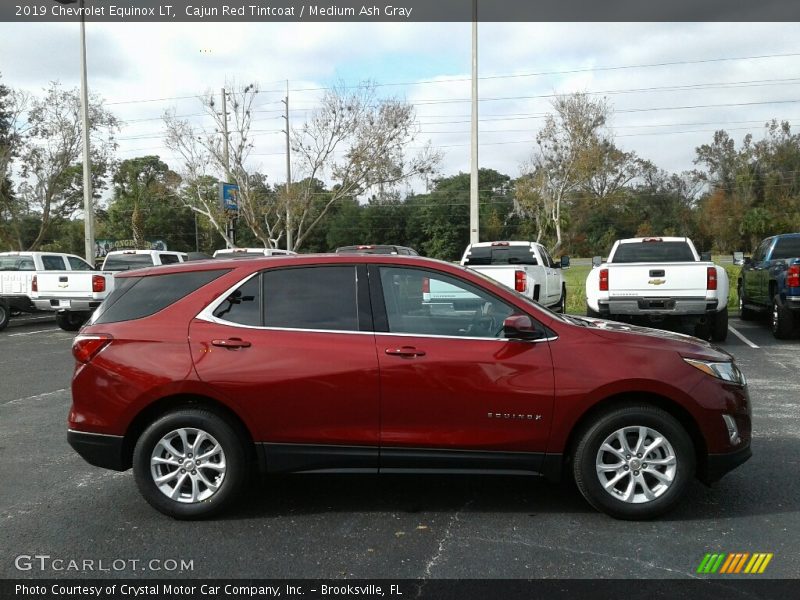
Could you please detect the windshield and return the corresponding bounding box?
[102,254,155,271]
[464,246,538,266]
[611,242,696,263]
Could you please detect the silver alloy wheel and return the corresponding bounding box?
[150,428,227,503]
[595,426,677,504]
[772,301,779,332]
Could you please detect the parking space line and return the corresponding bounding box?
[728,325,760,349]
[8,328,61,337]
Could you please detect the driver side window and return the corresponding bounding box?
[379,267,514,339]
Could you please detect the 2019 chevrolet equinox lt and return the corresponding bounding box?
[68,254,751,520]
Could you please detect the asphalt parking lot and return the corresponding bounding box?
[1,312,798,580]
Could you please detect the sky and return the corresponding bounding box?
[2,21,800,195]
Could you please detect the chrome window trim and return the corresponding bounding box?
[197,269,558,343]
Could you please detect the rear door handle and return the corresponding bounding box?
[212,338,252,349]
[385,346,426,357]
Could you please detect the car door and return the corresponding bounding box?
[538,246,560,306]
[189,264,381,472]
[749,239,772,305]
[370,265,555,472]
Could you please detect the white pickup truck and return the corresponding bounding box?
[0,251,94,331]
[456,241,569,311]
[586,237,729,341]
[31,249,187,331]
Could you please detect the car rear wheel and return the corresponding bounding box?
[772,294,796,339]
[572,405,695,520]
[586,304,601,319]
[133,409,247,519]
[55,310,88,332]
[556,284,567,313]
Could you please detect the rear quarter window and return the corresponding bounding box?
[92,270,229,325]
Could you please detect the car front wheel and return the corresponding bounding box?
[133,409,247,519]
[573,405,695,520]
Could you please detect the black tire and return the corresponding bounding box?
[55,311,88,332]
[556,285,567,313]
[572,404,695,520]
[771,294,796,340]
[738,283,757,321]
[710,308,728,342]
[586,304,601,319]
[0,300,9,331]
[133,409,248,519]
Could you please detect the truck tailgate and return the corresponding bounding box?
[34,272,111,301]
[608,263,709,297]
[468,265,518,290]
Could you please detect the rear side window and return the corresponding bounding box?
[103,254,155,271]
[92,270,229,325]
[464,246,538,266]
[771,237,800,260]
[263,266,358,331]
[212,274,262,326]
[42,255,67,270]
[611,242,696,263]
[0,256,34,271]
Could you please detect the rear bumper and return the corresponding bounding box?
[785,295,800,311]
[33,297,101,312]
[699,443,752,484]
[68,429,128,471]
[602,296,717,316]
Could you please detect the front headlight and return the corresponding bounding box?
[684,358,747,386]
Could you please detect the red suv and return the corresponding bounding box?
[68,255,751,520]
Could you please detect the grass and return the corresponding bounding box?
[562,263,741,315]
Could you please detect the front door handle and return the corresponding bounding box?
[385,346,426,358]
[212,338,252,349]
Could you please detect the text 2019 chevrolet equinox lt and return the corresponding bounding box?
[68,254,751,520]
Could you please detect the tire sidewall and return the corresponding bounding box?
[0,302,9,331]
[574,407,695,520]
[133,410,246,519]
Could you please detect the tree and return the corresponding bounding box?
[15,82,118,250]
[0,74,28,249]
[288,81,439,250]
[520,93,611,253]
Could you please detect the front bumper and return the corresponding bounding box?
[699,443,752,484]
[68,429,128,471]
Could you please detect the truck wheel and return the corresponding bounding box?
[572,404,695,520]
[772,294,796,339]
[710,308,728,342]
[55,311,87,332]
[0,301,9,331]
[738,284,757,321]
[556,285,567,313]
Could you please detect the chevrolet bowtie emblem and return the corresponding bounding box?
[648,279,666,285]
[58,283,68,288]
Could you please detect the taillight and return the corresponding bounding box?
[32,275,38,292]
[72,334,112,364]
[92,274,106,293]
[422,277,430,294]
[788,265,800,288]
[599,269,609,291]
[707,267,718,290]
[515,270,527,292]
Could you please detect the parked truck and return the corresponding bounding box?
[31,250,187,331]
[459,241,569,311]
[586,237,729,341]
[738,232,800,339]
[0,251,94,331]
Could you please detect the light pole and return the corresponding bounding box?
[54,0,95,266]
[469,0,479,244]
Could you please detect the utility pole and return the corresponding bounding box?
[282,81,293,251]
[469,0,479,245]
[220,87,235,248]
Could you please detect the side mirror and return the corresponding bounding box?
[732,251,744,266]
[592,256,602,268]
[503,314,544,341]
[560,255,571,269]
[700,251,712,262]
